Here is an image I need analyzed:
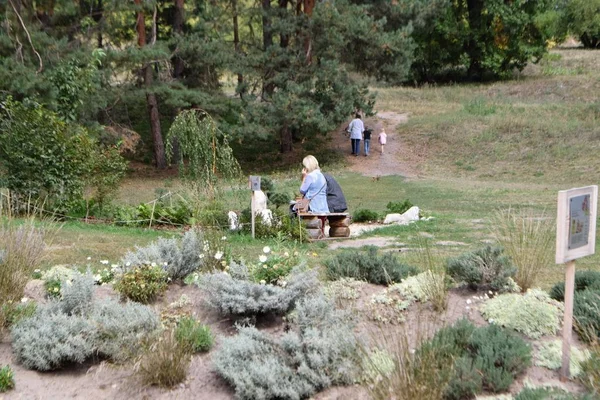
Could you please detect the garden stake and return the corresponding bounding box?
[560,260,575,381]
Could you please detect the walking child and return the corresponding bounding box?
[378,129,387,155]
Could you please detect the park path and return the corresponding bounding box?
[330,111,421,179]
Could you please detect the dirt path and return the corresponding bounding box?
[331,111,421,179]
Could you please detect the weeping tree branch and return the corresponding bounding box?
[8,0,43,73]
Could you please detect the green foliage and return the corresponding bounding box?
[421,319,531,399]
[136,330,191,388]
[480,289,564,339]
[549,270,600,301]
[41,266,76,298]
[563,0,600,49]
[386,200,414,214]
[515,387,594,400]
[113,264,168,304]
[0,365,15,393]
[534,340,590,377]
[447,245,516,292]
[579,343,600,396]
[59,271,95,315]
[213,295,359,400]
[1,301,37,329]
[196,200,229,228]
[353,209,380,223]
[249,247,302,285]
[166,110,240,197]
[197,261,319,316]
[573,289,600,342]
[0,98,125,208]
[324,246,417,285]
[175,316,214,353]
[410,0,549,81]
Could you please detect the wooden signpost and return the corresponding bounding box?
[556,185,598,380]
[249,176,261,239]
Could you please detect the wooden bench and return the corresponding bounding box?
[297,212,351,239]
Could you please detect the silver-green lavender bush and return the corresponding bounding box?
[59,271,95,315]
[11,295,159,370]
[121,229,203,280]
[198,261,319,316]
[213,295,359,400]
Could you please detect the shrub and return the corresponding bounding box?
[416,239,448,312]
[353,208,380,223]
[0,219,46,306]
[534,340,590,377]
[579,342,600,396]
[196,200,229,228]
[249,246,302,285]
[121,229,209,280]
[515,387,594,400]
[549,270,600,301]
[41,265,76,298]
[113,264,168,304]
[480,289,563,339]
[324,246,417,285]
[573,289,600,342]
[491,208,554,291]
[175,316,213,353]
[198,262,319,316]
[386,200,414,214]
[136,330,190,388]
[213,295,359,399]
[11,298,159,371]
[0,365,15,393]
[420,319,531,399]
[447,246,516,292]
[325,278,365,302]
[1,301,36,328]
[59,271,95,315]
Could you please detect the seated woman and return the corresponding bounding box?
[299,155,329,214]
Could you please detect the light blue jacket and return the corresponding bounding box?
[299,170,329,213]
[348,118,364,140]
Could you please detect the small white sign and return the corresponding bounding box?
[556,185,598,264]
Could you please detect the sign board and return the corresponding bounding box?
[556,185,598,264]
[249,176,261,192]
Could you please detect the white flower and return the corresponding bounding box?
[260,280,266,285]
[263,246,271,254]
[199,254,205,259]
[466,306,470,310]
[203,244,210,252]
[221,236,227,241]
[86,257,92,261]
[489,318,495,324]
[259,255,268,263]
[284,252,289,257]
[151,262,157,267]
[215,251,224,260]
[280,281,287,287]
[466,299,472,305]
[125,262,131,267]
[94,274,101,282]
[21,297,29,303]
[111,264,118,269]
[100,260,109,265]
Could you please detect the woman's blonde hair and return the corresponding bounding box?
[302,155,320,173]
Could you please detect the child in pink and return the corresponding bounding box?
[378,129,387,154]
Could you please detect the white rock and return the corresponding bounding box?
[383,206,420,225]
[258,209,273,226]
[252,190,268,212]
[228,211,239,230]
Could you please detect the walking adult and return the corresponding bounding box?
[363,126,373,156]
[348,113,364,156]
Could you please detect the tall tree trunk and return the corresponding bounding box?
[232,0,243,89]
[262,0,274,98]
[279,0,289,48]
[95,0,104,48]
[135,0,166,169]
[173,0,185,78]
[302,0,314,63]
[466,0,483,79]
[280,120,292,153]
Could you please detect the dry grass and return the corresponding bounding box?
[416,237,448,313]
[135,330,191,388]
[491,208,554,292]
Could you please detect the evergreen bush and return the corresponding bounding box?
[573,289,600,342]
[549,270,600,301]
[579,343,600,396]
[447,246,516,292]
[213,295,359,399]
[419,319,531,399]
[535,340,590,377]
[175,316,213,353]
[515,387,594,400]
[480,289,563,339]
[198,261,319,316]
[386,200,414,214]
[324,246,417,285]
[353,209,380,223]
[121,229,206,280]
[0,365,15,393]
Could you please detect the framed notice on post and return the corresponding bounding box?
[556,185,598,264]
